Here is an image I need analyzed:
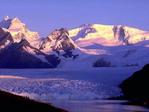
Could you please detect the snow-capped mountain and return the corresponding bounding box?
[0,16,40,43]
[69,24,149,47]
[0,16,60,68]
[65,24,149,68]
[39,28,78,59]
[0,16,149,68]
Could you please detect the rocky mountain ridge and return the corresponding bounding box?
[0,16,149,68]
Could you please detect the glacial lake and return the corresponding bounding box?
[50,100,149,112]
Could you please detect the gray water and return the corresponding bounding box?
[50,100,149,112]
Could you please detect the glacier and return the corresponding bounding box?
[0,67,141,101]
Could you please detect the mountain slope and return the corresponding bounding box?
[0,39,60,68]
[61,24,149,68]
[69,24,149,47]
[0,17,61,68]
[0,16,149,68]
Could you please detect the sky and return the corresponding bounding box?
[0,0,149,37]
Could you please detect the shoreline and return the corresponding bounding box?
[0,90,67,112]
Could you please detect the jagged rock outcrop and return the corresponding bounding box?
[113,25,130,45]
[40,28,78,58]
[40,28,75,51]
[0,28,13,49]
[93,58,112,67]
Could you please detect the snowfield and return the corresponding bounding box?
[0,67,141,101]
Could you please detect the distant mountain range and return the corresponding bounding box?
[0,16,149,68]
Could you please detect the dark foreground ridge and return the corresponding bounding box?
[119,64,149,107]
[0,90,67,112]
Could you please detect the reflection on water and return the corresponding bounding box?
[49,100,149,112]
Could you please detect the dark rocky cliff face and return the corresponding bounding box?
[0,39,60,68]
[119,64,149,106]
[113,26,130,45]
[120,64,149,99]
[0,28,13,48]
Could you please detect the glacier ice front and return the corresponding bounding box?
[0,67,140,101]
[0,77,120,100]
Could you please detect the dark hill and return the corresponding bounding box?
[0,90,67,112]
[119,64,149,106]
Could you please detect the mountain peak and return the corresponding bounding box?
[11,17,22,23]
[3,16,10,21]
[8,17,26,31]
[0,16,40,44]
[0,16,24,30]
[47,28,69,40]
[40,28,76,54]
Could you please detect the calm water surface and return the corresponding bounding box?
[49,100,149,112]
